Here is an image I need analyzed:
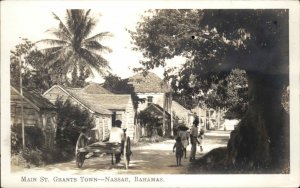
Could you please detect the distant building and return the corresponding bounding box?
[127,72,173,136]
[127,72,172,112]
[11,86,57,149]
[141,103,171,137]
[171,100,193,128]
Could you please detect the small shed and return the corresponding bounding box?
[11,86,57,149]
[141,103,171,136]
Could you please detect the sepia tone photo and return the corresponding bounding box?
[1,1,299,188]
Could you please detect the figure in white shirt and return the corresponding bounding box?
[109,120,125,163]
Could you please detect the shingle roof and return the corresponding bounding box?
[11,86,55,110]
[144,103,171,117]
[68,91,131,110]
[172,100,192,116]
[64,88,112,114]
[128,72,172,93]
[82,83,113,94]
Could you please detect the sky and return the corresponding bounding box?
[3,2,185,83]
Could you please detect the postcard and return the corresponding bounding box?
[1,0,299,187]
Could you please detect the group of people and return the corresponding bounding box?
[173,117,204,166]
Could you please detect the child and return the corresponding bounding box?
[173,137,184,166]
[198,128,205,152]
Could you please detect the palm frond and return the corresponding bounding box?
[77,48,111,75]
[44,46,73,68]
[82,19,96,40]
[83,41,112,53]
[38,39,69,46]
[51,12,72,40]
[40,46,64,56]
[46,28,72,41]
[85,32,113,42]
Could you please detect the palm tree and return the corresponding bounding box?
[39,9,112,83]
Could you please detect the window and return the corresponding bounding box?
[147,96,153,105]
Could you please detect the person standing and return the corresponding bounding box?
[109,120,125,164]
[190,118,199,162]
[173,137,184,166]
[178,129,189,159]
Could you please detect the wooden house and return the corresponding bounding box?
[43,85,113,141]
[43,84,136,139]
[10,86,57,149]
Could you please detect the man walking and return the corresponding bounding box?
[190,118,199,162]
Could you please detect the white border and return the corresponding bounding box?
[1,1,299,188]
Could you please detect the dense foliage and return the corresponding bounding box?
[10,39,55,93]
[54,99,95,161]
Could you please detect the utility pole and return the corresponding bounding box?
[162,93,166,136]
[169,93,173,136]
[19,54,25,150]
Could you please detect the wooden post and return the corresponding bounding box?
[162,93,166,136]
[217,107,220,129]
[19,55,25,150]
[203,109,207,130]
[208,109,211,130]
[170,93,173,137]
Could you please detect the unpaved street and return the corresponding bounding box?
[12,131,230,175]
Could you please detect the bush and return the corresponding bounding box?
[11,153,27,168]
[11,125,45,154]
[11,126,22,154]
[53,99,95,162]
[21,148,45,167]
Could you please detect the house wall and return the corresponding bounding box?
[11,89,57,149]
[109,98,135,139]
[44,86,71,104]
[93,114,111,141]
[137,93,164,111]
[125,97,135,139]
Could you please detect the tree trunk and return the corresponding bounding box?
[227,71,289,173]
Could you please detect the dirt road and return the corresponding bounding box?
[12,131,230,175]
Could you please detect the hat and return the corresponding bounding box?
[177,125,189,131]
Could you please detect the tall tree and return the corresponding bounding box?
[10,39,53,93]
[130,9,289,172]
[39,9,113,85]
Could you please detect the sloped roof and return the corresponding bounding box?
[64,88,112,114]
[144,103,171,117]
[68,91,131,110]
[11,86,55,110]
[128,72,172,93]
[172,100,192,119]
[191,107,208,117]
[82,83,113,94]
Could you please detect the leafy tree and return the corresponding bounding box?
[103,73,144,109]
[54,99,95,161]
[39,9,113,85]
[10,39,54,93]
[69,65,90,87]
[130,9,289,172]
